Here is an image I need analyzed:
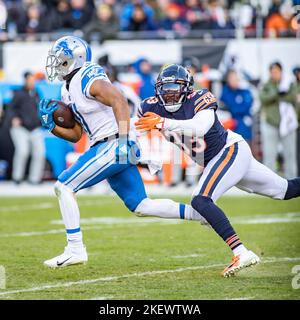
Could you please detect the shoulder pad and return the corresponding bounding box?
[138,96,158,117]
[80,63,108,98]
[144,96,159,105]
[193,89,218,114]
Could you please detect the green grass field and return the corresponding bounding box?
[0,195,299,300]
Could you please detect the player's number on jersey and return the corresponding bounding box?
[147,97,159,104]
[164,131,206,156]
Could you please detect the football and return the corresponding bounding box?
[51,100,76,129]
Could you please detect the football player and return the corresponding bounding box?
[135,64,300,277]
[38,36,208,268]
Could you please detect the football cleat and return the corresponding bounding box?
[44,246,88,268]
[222,250,260,277]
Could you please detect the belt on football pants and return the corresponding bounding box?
[91,133,119,148]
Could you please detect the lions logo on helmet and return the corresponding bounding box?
[46,36,92,81]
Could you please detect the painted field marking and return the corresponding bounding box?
[1,211,300,238]
[172,254,206,259]
[0,256,299,297]
[0,199,116,213]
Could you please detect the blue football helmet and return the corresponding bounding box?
[46,36,92,81]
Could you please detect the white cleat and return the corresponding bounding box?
[44,246,88,268]
[222,250,260,277]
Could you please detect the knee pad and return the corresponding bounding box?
[191,195,213,214]
[54,181,73,198]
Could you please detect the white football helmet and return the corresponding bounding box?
[46,36,92,81]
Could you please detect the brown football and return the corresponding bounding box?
[51,100,76,129]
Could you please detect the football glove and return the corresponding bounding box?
[116,136,141,164]
[38,99,58,132]
[135,112,165,131]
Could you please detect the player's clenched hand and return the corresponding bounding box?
[116,137,141,164]
[38,99,58,132]
[135,112,165,131]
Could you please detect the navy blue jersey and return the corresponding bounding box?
[139,89,228,167]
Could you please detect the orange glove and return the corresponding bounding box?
[135,112,165,131]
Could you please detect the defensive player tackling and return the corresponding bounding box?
[135,64,300,277]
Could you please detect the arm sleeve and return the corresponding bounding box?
[162,109,215,137]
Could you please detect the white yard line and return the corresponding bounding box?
[0,199,117,213]
[226,296,255,300]
[0,203,55,212]
[0,256,299,297]
[172,254,206,259]
[1,211,300,237]
[88,296,114,300]
[51,216,180,225]
[0,220,179,238]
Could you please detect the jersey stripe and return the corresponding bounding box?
[199,143,238,197]
[195,96,204,105]
[73,151,115,192]
[71,103,92,136]
[65,141,114,185]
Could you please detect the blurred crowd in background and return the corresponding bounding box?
[0,0,299,187]
[0,0,300,42]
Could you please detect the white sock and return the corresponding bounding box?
[184,205,207,221]
[54,181,84,251]
[233,244,248,256]
[134,198,204,221]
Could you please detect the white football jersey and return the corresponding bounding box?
[61,62,118,146]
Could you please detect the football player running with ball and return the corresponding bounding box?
[135,64,300,277]
[38,36,209,269]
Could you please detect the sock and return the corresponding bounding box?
[284,178,300,200]
[183,204,208,221]
[191,195,247,255]
[226,234,247,256]
[54,181,84,251]
[134,198,204,221]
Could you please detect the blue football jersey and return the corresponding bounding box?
[139,89,228,166]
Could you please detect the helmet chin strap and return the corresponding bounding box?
[164,103,182,113]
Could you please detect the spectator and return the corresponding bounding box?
[220,70,253,143]
[207,0,234,35]
[160,2,189,33]
[120,0,155,31]
[83,4,119,42]
[284,66,300,175]
[65,0,92,30]
[0,0,8,41]
[259,62,297,179]
[125,3,157,31]
[132,58,155,100]
[9,71,45,184]
[230,0,256,35]
[18,4,51,34]
[265,0,294,37]
[184,0,211,30]
[51,0,71,30]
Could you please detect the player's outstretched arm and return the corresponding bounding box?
[52,121,83,143]
[89,79,130,136]
[136,109,215,137]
